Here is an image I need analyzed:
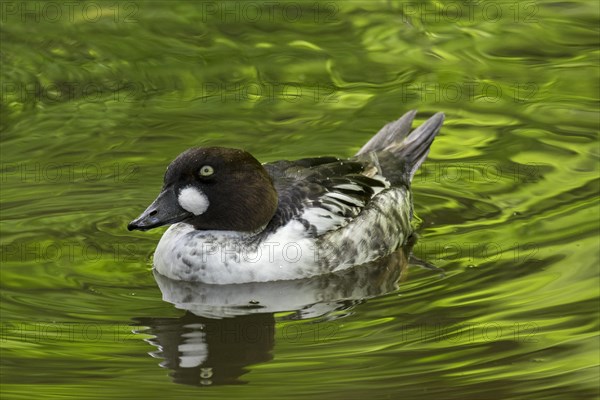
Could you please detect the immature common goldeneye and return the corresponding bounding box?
[128,110,444,284]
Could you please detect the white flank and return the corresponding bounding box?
[178,186,209,215]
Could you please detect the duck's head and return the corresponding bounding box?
[127,147,278,232]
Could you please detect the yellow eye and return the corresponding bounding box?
[199,165,214,177]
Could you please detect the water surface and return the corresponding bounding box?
[1,1,599,399]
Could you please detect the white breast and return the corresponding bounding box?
[153,188,412,284]
[153,220,323,284]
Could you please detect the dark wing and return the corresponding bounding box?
[262,156,389,237]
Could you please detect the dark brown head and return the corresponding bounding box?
[128,147,278,232]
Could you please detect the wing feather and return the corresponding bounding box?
[263,157,391,237]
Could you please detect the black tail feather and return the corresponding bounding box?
[357,111,444,184]
[356,110,418,155]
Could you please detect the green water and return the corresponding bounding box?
[1,1,599,398]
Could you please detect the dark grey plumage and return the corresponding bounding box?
[261,111,445,238]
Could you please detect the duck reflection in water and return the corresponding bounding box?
[133,242,429,386]
[133,313,275,386]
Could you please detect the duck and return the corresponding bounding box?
[128,110,444,284]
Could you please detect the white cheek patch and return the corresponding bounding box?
[178,186,209,216]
